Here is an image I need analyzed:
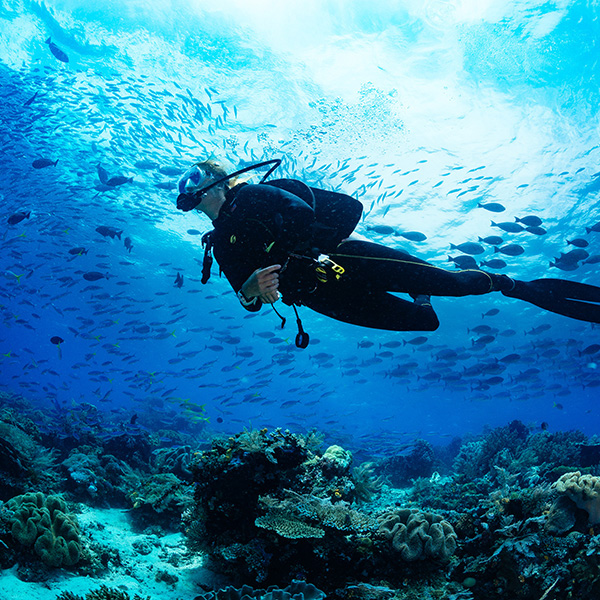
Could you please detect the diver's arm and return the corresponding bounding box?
[240,265,282,305]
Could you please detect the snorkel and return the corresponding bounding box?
[176,159,282,212]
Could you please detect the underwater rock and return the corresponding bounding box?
[544,495,577,534]
[6,491,81,567]
[579,443,600,467]
[552,471,600,524]
[376,439,435,486]
[154,567,179,585]
[131,538,155,555]
[377,507,457,561]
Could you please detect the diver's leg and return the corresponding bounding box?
[302,284,440,332]
[502,278,600,324]
[329,240,512,296]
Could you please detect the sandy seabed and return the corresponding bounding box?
[0,506,230,600]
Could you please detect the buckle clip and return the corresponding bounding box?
[315,255,345,283]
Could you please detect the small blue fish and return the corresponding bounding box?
[8,211,31,225]
[494,244,525,256]
[478,202,505,213]
[106,175,133,186]
[83,272,108,282]
[398,231,427,242]
[45,37,69,63]
[450,242,485,255]
[32,158,58,169]
[491,221,525,233]
[515,215,542,227]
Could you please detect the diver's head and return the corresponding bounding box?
[176,157,282,214]
[177,159,232,212]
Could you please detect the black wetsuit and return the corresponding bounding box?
[206,178,509,332]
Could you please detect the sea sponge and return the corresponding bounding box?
[6,491,81,567]
[377,508,457,562]
[552,471,600,524]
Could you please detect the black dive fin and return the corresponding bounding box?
[502,278,600,324]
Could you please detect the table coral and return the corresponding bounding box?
[6,491,81,567]
[255,507,326,539]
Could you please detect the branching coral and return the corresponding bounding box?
[56,585,151,600]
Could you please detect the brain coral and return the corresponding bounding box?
[552,471,600,524]
[377,508,457,562]
[322,445,353,473]
[6,491,81,567]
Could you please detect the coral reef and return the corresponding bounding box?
[321,445,353,474]
[185,428,456,588]
[4,386,600,600]
[6,491,82,567]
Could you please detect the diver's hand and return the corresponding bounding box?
[242,265,281,304]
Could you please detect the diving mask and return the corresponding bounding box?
[178,165,213,195]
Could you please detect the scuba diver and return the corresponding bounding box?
[176,158,600,348]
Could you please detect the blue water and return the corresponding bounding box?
[1,0,600,451]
